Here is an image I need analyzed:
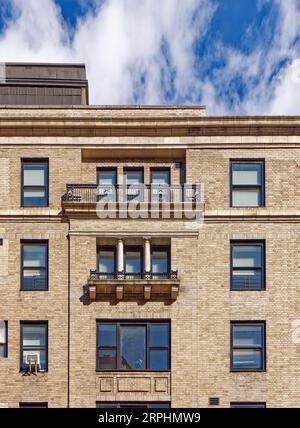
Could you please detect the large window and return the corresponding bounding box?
[22,160,49,207]
[20,322,48,372]
[150,168,170,202]
[151,246,170,279]
[231,242,265,290]
[21,241,48,291]
[98,246,116,278]
[230,161,264,207]
[97,321,170,371]
[97,168,117,202]
[231,402,266,408]
[97,402,170,408]
[124,246,143,279]
[231,322,266,371]
[0,321,8,358]
[124,168,144,202]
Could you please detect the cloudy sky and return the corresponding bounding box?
[0,0,299,115]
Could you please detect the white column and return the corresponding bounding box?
[117,239,124,272]
[144,238,151,273]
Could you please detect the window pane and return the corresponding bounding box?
[22,350,47,370]
[232,270,262,290]
[0,344,6,358]
[233,325,263,347]
[231,403,266,408]
[152,251,168,274]
[125,171,143,185]
[150,324,169,347]
[23,189,47,207]
[150,350,169,370]
[97,349,117,370]
[232,189,260,207]
[22,270,47,291]
[232,164,261,186]
[23,164,46,186]
[125,251,142,273]
[98,250,115,273]
[151,171,170,185]
[232,246,262,268]
[232,349,262,369]
[98,170,117,186]
[23,244,46,267]
[120,326,146,370]
[23,325,46,347]
[0,320,6,344]
[98,324,116,347]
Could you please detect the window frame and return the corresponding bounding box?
[20,240,49,291]
[151,245,171,275]
[97,245,117,274]
[230,321,266,372]
[230,160,265,208]
[124,245,144,277]
[21,158,49,208]
[96,401,171,408]
[96,320,171,372]
[19,403,48,408]
[0,320,8,358]
[230,402,266,408]
[20,321,48,372]
[123,167,145,202]
[230,240,266,291]
[150,167,171,185]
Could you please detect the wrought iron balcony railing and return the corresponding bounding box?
[89,270,178,281]
[62,184,202,204]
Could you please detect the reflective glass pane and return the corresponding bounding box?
[232,189,260,207]
[23,189,47,207]
[23,164,46,186]
[232,270,262,290]
[152,251,168,274]
[232,164,261,186]
[97,349,117,370]
[0,321,6,344]
[98,170,117,186]
[150,350,169,370]
[23,325,46,347]
[22,350,47,370]
[232,349,262,369]
[120,326,146,370]
[125,251,142,274]
[98,324,117,347]
[150,324,169,347]
[98,250,115,273]
[0,344,6,358]
[23,245,47,267]
[232,246,262,268]
[233,325,263,347]
[125,171,143,185]
[22,269,47,291]
[151,171,170,185]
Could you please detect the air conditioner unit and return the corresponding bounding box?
[24,352,41,373]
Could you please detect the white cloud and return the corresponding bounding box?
[0,0,299,115]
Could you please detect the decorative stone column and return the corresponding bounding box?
[144,238,151,274]
[117,239,124,274]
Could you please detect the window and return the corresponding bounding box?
[124,168,144,202]
[0,321,8,358]
[231,402,266,408]
[21,241,48,291]
[150,168,170,202]
[22,160,49,207]
[124,246,143,279]
[97,402,170,408]
[97,321,170,371]
[20,322,48,372]
[97,168,117,202]
[231,242,265,290]
[230,161,264,207]
[20,403,48,408]
[151,246,170,279]
[98,246,116,278]
[231,322,266,371]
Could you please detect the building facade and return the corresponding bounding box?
[0,64,300,408]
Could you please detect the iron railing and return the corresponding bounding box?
[62,184,201,204]
[89,270,178,281]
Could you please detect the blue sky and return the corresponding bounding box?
[0,0,299,114]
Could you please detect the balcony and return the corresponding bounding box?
[87,270,180,301]
[62,184,203,219]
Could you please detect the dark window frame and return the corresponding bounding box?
[96,320,171,372]
[20,240,49,291]
[21,158,49,208]
[19,403,48,408]
[230,240,266,291]
[150,167,171,185]
[230,160,265,208]
[96,401,171,408]
[151,245,171,274]
[97,245,117,274]
[123,167,145,202]
[20,321,48,372]
[230,321,266,372]
[230,402,266,408]
[124,245,144,277]
[0,320,8,358]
